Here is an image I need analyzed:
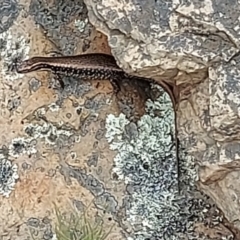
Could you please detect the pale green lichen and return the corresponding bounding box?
[49,103,61,112]
[8,137,37,158]
[105,84,179,238]
[0,30,30,81]
[0,158,19,198]
[24,122,74,146]
[105,84,223,239]
[5,120,75,197]
[8,122,74,158]
[75,19,89,33]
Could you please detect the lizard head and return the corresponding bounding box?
[16,57,47,73]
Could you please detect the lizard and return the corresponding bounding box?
[15,52,180,192]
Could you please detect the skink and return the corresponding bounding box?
[16,52,180,192]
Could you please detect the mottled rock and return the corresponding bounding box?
[83,0,240,238]
[0,0,239,239]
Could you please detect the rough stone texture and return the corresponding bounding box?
[0,0,239,240]
[0,0,123,239]
[83,0,240,238]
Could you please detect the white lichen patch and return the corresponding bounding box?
[8,121,74,159]
[75,18,89,33]
[24,122,74,146]
[105,84,216,239]
[0,30,30,81]
[3,121,75,196]
[105,113,130,145]
[8,137,37,158]
[105,84,180,238]
[49,103,60,112]
[0,158,19,198]
[106,84,176,184]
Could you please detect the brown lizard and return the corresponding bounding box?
[16,52,180,192]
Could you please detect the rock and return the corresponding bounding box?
[84,0,240,238]
[1,0,240,239]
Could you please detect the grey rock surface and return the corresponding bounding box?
[84,0,240,238]
[0,0,239,239]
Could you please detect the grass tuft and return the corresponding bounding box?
[53,202,114,240]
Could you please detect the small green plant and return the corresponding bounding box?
[53,202,114,240]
